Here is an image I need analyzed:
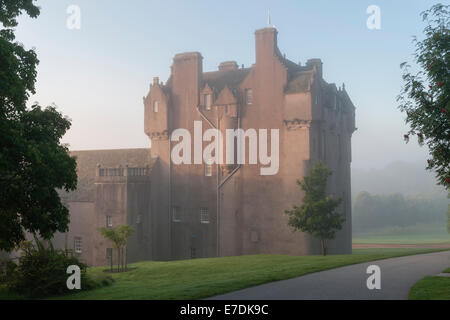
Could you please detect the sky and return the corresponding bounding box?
[13,0,443,170]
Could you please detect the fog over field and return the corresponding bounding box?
[352,161,447,198]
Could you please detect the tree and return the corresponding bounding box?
[447,194,450,234]
[98,225,134,272]
[284,161,345,256]
[398,3,450,191]
[0,0,77,251]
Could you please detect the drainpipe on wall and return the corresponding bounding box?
[196,105,242,257]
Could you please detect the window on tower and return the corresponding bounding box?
[172,206,181,222]
[205,159,213,176]
[245,89,253,105]
[204,94,212,110]
[153,101,159,112]
[74,237,82,254]
[106,215,112,228]
[200,208,209,223]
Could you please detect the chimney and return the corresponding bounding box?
[255,27,279,66]
[307,59,323,79]
[171,52,203,107]
[218,61,238,71]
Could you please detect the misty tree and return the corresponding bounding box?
[398,3,449,191]
[352,191,448,233]
[98,225,134,272]
[284,161,345,256]
[0,0,77,251]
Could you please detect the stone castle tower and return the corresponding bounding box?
[33,26,355,266]
[144,26,356,259]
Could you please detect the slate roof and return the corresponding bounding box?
[202,68,251,92]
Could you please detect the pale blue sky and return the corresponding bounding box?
[13,0,442,169]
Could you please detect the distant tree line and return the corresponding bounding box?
[352,191,448,233]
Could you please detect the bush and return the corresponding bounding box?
[0,259,17,284]
[6,238,108,298]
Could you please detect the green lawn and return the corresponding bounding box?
[1,248,445,300]
[353,225,450,244]
[409,273,450,300]
[1,248,447,300]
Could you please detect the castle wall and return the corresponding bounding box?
[144,27,355,259]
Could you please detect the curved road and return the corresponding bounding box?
[209,251,450,300]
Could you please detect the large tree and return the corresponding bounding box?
[0,0,77,251]
[398,3,450,190]
[284,161,345,256]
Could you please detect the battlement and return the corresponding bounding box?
[95,164,151,183]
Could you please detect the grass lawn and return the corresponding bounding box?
[353,225,450,244]
[0,248,445,300]
[409,274,450,300]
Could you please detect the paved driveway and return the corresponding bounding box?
[209,251,450,300]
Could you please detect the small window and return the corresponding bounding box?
[106,216,112,228]
[245,89,253,105]
[74,237,82,254]
[205,159,213,177]
[136,214,141,224]
[204,94,212,110]
[106,248,112,259]
[153,101,159,112]
[200,208,209,223]
[172,206,181,222]
[315,95,319,105]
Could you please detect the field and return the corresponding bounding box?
[0,248,445,300]
[353,224,450,245]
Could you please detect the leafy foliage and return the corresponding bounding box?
[398,3,450,190]
[0,0,77,251]
[0,258,17,284]
[5,238,97,298]
[284,161,345,255]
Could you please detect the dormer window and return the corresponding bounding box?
[245,89,253,105]
[153,101,159,113]
[204,94,212,110]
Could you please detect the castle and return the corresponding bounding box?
[50,26,356,266]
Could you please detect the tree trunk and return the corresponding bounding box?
[321,239,327,256]
[122,247,125,271]
[125,246,128,271]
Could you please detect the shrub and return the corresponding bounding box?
[6,238,109,298]
[0,259,17,285]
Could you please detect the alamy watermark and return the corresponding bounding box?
[366,265,381,290]
[66,5,81,30]
[170,121,279,176]
[66,265,81,290]
[366,5,381,30]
